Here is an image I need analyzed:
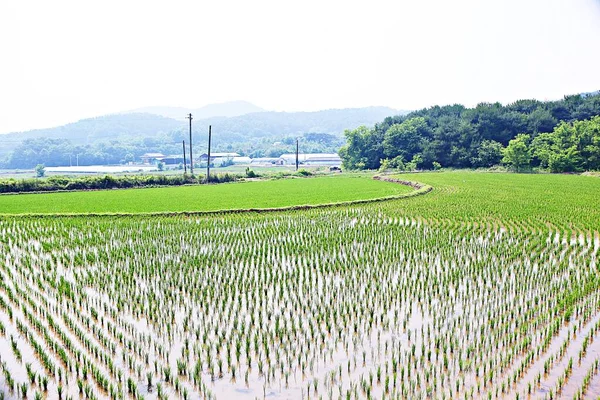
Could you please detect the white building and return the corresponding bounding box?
[211,155,252,167]
[198,152,240,164]
[231,156,252,164]
[250,157,282,165]
[140,153,165,165]
[278,153,342,166]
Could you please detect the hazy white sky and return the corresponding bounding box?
[1,0,600,133]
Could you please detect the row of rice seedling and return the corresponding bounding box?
[1,173,599,399]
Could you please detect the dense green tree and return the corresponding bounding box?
[502,134,531,172]
[422,116,461,167]
[383,117,430,160]
[530,133,554,169]
[507,99,543,114]
[339,126,384,170]
[548,146,582,173]
[527,108,557,134]
[531,116,600,172]
[471,140,504,167]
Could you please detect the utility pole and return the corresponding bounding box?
[295,138,299,171]
[187,113,193,175]
[182,140,187,174]
[206,125,212,183]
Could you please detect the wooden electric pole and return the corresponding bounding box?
[295,138,299,171]
[182,140,187,174]
[206,125,212,183]
[187,113,193,175]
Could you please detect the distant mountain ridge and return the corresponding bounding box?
[123,100,266,120]
[0,113,181,147]
[1,106,404,145]
[581,90,600,98]
[189,106,403,142]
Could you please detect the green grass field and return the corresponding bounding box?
[0,174,413,214]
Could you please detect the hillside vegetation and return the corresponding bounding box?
[340,92,600,172]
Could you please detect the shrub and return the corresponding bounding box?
[245,167,258,178]
[35,164,46,178]
[295,169,312,177]
[0,173,238,194]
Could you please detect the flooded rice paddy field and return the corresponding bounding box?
[0,193,599,399]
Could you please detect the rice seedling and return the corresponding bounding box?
[0,172,598,398]
[19,383,27,399]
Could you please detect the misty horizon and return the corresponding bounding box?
[1,0,600,134]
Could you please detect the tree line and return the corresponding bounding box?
[2,132,343,169]
[339,92,600,172]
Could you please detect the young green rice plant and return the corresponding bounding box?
[177,358,187,376]
[25,363,36,385]
[163,367,171,383]
[2,368,14,394]
[126,377,137,395]
[10,336,22,362]
[146,371,153,391]
[20,383,27,399]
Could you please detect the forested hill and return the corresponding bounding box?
[1,106,402,168]
[122,100,266,120]
[2,113,181,146]
[195,107,401,142]
[340,92,600,172]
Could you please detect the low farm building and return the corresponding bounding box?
[250,157,283,165]
[212,156,252,166]
[198,152,240,164]
[157,155,186,165]
[140,153,165,165]
[278,153,342,166]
